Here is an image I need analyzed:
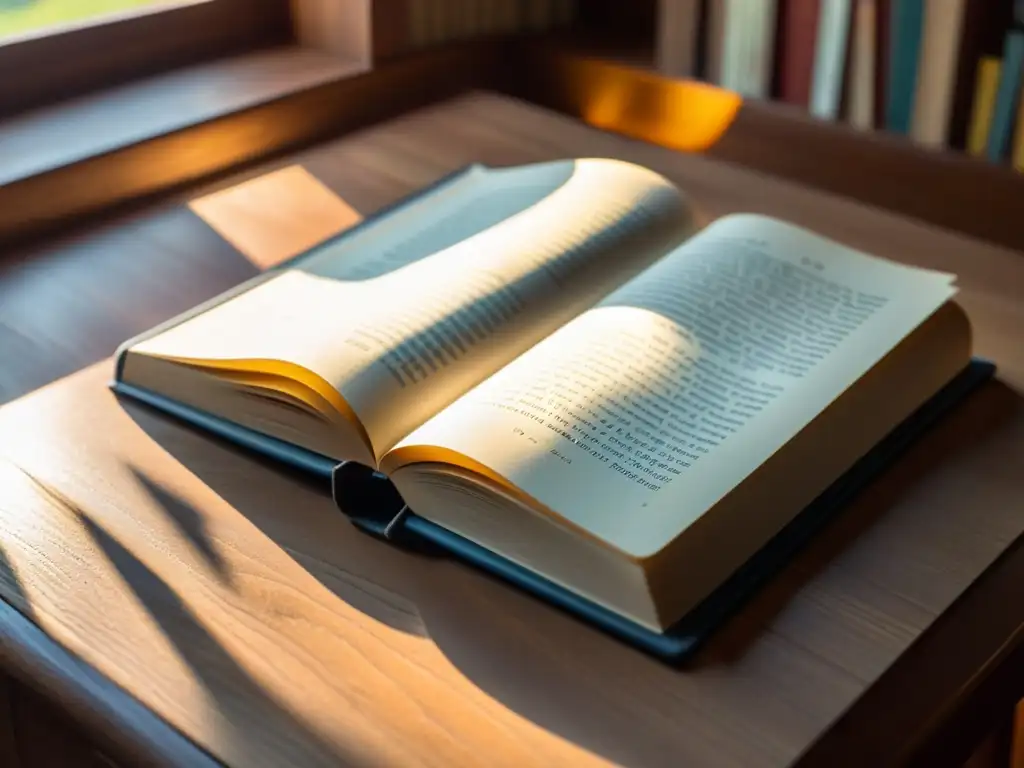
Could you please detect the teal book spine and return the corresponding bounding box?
[986,30,1024,160]
[886,0,925,133]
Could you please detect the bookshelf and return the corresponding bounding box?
[655,0,1024,164]
[370,1,1024,167]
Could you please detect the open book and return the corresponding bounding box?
[115,159,973,633]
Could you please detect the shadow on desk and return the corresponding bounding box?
[4,464,373,767]
[119,376,1022,768]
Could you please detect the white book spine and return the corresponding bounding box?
[720,0,777,97]
[910,0,967,147]
[719,0,745,90]
[810,0,853,119]
[705,0,728,84]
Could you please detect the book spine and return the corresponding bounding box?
[986,30,1024,160]
[909,0,967,146]
[872,0,891,128]
[778,0,822,107]
[1012,82,1024,169]
[704,0,725,83]
[332,462,408,540]
[809,0,853,119]
[885,0,925,133]
[752,0,780,99]
[656,0,702,78]
[846,0,877,128]
[967,56,1004,155]
[945,0,1009,150]
[718,0,779,97]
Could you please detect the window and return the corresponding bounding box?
[0,0,161,42]
[0,0,292,115]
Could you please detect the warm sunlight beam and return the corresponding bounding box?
[189,165,363,270]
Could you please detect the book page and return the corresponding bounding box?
[132,159,693,460]
[386,214,958,556]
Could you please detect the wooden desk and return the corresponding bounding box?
[0,93,1023,767]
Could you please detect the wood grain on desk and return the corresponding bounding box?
[0,93,1022,767]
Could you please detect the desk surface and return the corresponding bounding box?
[1,92,1023,768]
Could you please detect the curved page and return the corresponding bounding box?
[386,214,958,557]
[131,159,692,460]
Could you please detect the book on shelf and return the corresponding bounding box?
[654,0,1024,164]
[949,0,1013,150]
[885,0,925,133]
[655,0,701,78]
[986,25,1024,161]
[846,0,877,129]
[909,0,966,147]
[1013,91,1024,169]
[809,0,853,119]
[777,0,822,108]
[113,159,992,660]
[968,57,1004,156]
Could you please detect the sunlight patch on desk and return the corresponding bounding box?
[189,165,363,270]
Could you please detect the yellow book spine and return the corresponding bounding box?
[967,56,1002,156]
[1013,85,1024,171]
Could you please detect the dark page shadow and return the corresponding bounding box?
[121,378,1021,768]
[126,466,233,587]
[293,161,576,281]
[122,398,428,637]
[8,466,373,765]
[0,544,35,625]
[699,378,1022,664]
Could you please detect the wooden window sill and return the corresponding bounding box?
[0,38,499,246]
[0,46,367,244]
[1,47,365,187]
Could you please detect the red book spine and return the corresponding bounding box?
[777,0,822,106]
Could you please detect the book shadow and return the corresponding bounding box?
[121,379,1020,767]
[699,377,1022,665]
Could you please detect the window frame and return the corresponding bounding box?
[0,0,294,116]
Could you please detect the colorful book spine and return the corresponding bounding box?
[986,30,1024,160]
[847,0,877,128]
[809,0,852,119]
[886,0,925,133]
[777,0,822,106]
[1012,83,1024,169]
[967,57,1004,156]
[909,0,967,146]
